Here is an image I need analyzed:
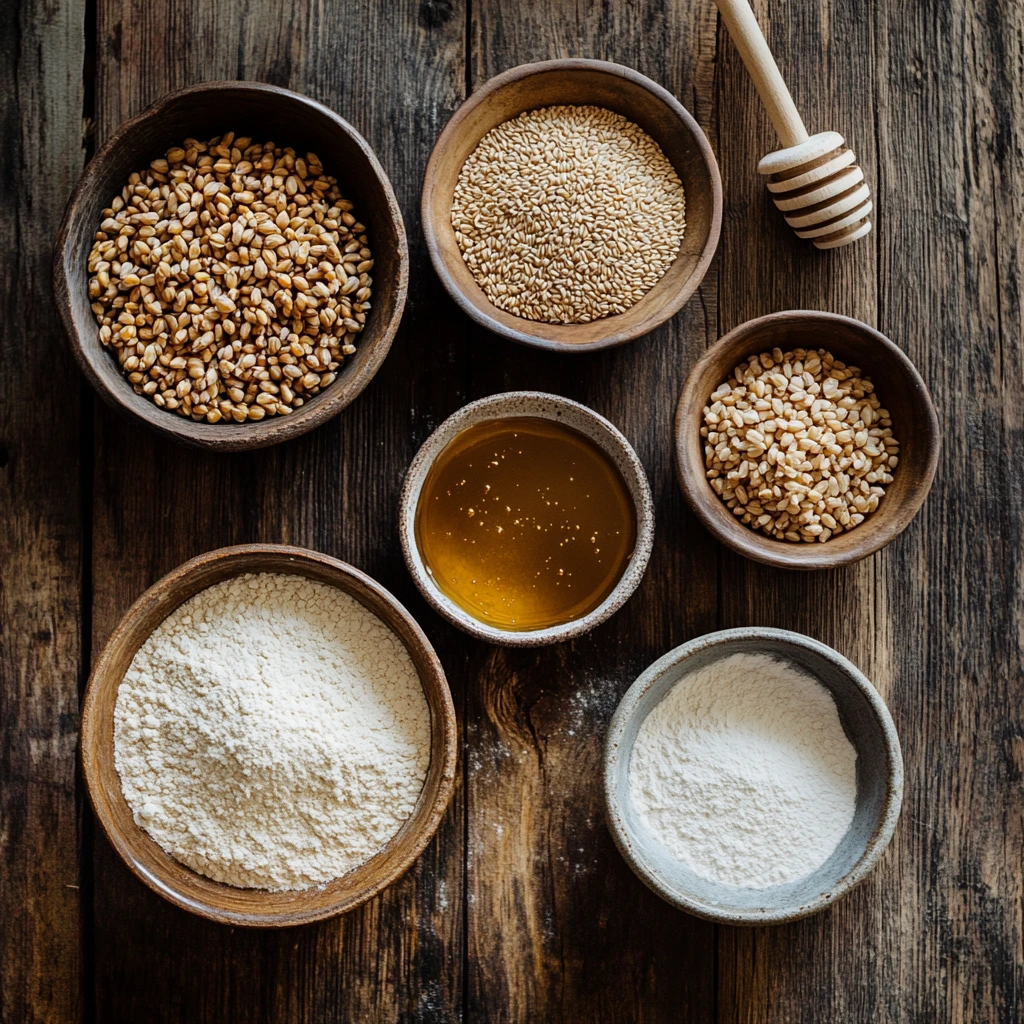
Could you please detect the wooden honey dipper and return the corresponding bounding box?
[715,0,872,249]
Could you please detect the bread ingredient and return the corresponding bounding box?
[629,652,857,888]
[114,573,429,890]
[415,416,636,630]
[451,105,686,324]
[87,133,373,423]
[701,347,899,542]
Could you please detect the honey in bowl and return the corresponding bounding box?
[415,417,637,631]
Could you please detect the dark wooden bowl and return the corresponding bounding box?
[80,545,457,927]
[54,82,409,451]
[675,312,939,570]
[421,59,722,353]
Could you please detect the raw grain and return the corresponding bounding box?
[701,347,899,542]
[87,133,373,423]
[451,105,686,324]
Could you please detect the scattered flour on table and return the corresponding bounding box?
[114,573,431,891]
[628,652,857,888]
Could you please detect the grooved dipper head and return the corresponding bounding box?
[758,131,873,249]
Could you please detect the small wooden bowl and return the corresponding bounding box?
[675,311,939,570]
[421,59,722,352]
[80,545,457,927]
[54,82,409,452]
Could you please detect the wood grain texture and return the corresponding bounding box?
[716,1,1024,1022]
[88,0,467,1019]
[714,0,889,1019]
[0,1,85,1021]
[465,1,721,1020]
[3,0,1022,1019]
[871,0,1024,1018]
[713,0,809,148]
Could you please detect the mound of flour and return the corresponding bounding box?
[114,573,431,891]
[628,651,857,888]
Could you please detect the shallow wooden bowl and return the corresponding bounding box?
[54,82,409,451]
[80,545,457,927]
[421,59,722,352]
[675,311,940,570]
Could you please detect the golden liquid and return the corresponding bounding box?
[415,416,637,631]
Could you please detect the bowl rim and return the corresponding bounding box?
[53,80,409,453]
[674,310,940,570]
[603,626,905,925]
[420,57,723,353]
[79,543,458,927]
[398,390,655,646]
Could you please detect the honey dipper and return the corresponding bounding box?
[715,0,872,249]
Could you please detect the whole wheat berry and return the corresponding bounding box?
[86,133,373,424]
[451,105,686,325]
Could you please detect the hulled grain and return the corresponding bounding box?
[700,347,899,543]
[87,133,372,423]
[451,105,686,324]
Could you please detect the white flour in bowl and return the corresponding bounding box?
[114,572,431,891]
[628,652,857,888]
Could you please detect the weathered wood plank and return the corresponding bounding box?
[869,0,1023,1018]
[23,0,1023,1018]
[716,0,1024,1021]
[713,0,886,1019]
[464,3,721,1020]
[0,1,85,1021]
[89,0,468,1020]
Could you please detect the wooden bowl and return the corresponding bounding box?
[421,59,722,352]
[675,311,939,570]
[399,392,655,646]
[80,545,457,927]
[604,627,904,924]
[54,82,409,452]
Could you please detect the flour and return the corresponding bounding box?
[628,652,857,888]
[114,573,431,891]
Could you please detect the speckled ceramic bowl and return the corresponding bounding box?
[603,627,903,925]
[399,392,655,647]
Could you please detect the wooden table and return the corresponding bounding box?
[3,0,1022,1020]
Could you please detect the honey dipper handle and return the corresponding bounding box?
[714,0,810,149]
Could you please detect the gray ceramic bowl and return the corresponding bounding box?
[399,392,655,647]
[603,627,903,924]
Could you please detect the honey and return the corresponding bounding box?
[415,417,637,631]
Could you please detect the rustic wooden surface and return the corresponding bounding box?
[1,1,85,1021]
[1,0,1022,1020]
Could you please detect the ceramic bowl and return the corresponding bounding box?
[675,311,939,570]
[399,392,655,646]
[54,81,408,451]
[603,627,903,925]
[80,544,457,927]
[421,58,722,352]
